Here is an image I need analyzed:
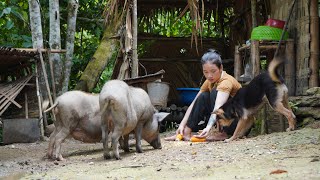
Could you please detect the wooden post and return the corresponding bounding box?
[35,63,45,139]
[131,0,138,78]
[48,56,57,101]
[251,40,260,77]
[251,0,257,28]
[25,92,28,119]
[285,39,295,96]
[38,49,56,122]
[250,0,260,77]
[309,0,319,87]
[234,45,242,80]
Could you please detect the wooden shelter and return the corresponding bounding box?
[0,47,44,144]
[110,0,236,105]
[234,0,319,96]
[0,47,38,118]
[106,0,319,133]
[109,0,319,106]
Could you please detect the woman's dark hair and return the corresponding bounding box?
[200,49,222,68]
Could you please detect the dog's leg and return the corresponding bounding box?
[224,118,249,143]
[241,115,255,137]
[274,99,296,131]
[283,93,296,130]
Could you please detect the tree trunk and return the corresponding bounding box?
[75,23,121,92]
[131,0,138,78]
[49,0,62,98]
[28,0,43,49]
[62,0,79,93]
[28,0,45,138]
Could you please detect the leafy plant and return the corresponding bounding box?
[288,101,299,112]
[0,1,31,47]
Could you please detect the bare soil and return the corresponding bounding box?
[1,125,320,180]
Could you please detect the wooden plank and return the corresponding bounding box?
[0,75,33,115]
[0,77,31,108]
[123,69,165,85]
[0,76,32,115]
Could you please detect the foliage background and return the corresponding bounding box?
[0,0,234,92]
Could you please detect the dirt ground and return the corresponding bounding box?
[0,125,320,180]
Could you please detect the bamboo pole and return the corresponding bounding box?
[238,45,286,52]
[16,48,66,53]
[48,52,57,101]
[234,45,242,80]
[309,0,319,87]
[274,0,296,57]
[38,49,56,122]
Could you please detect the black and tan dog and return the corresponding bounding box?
[214,56,296,142]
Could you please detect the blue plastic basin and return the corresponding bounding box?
[176,88,200,106]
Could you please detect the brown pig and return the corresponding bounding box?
[99,80,169,160]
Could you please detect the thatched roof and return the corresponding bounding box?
[0,47,37,73]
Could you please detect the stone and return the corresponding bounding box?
[295,107,320,120]
[289,95,320,107]
[306,87,320,96]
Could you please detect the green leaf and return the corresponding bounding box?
[3,7,11,15]
[5,20,14,30]
[21,35,31,42]
[11,8,26,22]
[22,41,32,48]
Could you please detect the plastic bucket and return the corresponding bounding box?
[176,88,200,106]
[147,81,170,107]
[265,18,285,29]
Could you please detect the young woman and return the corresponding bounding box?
[165,49,242,141]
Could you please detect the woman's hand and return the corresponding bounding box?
[176,125,184,135]
[194,126,211,138]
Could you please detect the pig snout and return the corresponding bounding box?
[149,136,162,149]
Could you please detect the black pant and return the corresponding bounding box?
[186,89,238,135]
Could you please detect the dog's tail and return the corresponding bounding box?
[268,56,285,83]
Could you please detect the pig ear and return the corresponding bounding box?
[153,112,170,122]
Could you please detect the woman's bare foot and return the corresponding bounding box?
[206,131,228,141]
[164,134,178,141]
[164,134,191,141]
[182,135,191,141]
